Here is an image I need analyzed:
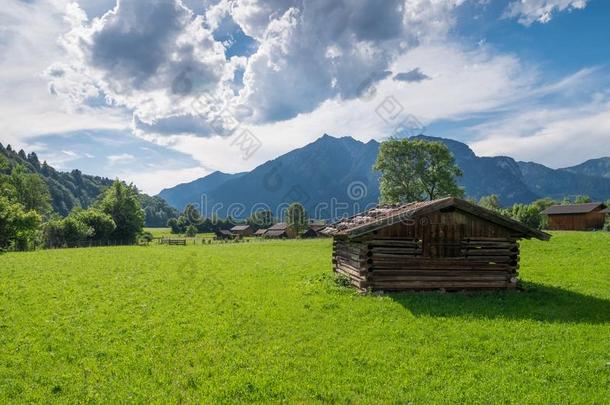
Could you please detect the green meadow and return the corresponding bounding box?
[0,232,609,403]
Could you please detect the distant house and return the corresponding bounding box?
[264,223,297,239]
[542,203,608,231]
[301,224,328,238]
[230,224,253,237]
[215,229,235,240]
[254,228,268,237]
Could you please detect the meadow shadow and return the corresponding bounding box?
[388,282,610,324]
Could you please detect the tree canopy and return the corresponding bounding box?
[373,139,464,204]
[97,181,144,243]
[284,203,308,235]
[247,209,274,229]
[0,196,41,251]
[9,165,51,215]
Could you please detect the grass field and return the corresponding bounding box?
[144,227,216,240]
[1,232,609,403]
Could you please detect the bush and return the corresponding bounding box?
[62,216,94,246]
[0,196,41,251]
[185,225,198,237]
[42,208,116,248]
[73,209,115,241]
[604,216,610,232]
[167,218,181,234]
[139,231,154,245]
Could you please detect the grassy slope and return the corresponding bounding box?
[0,232,609,403]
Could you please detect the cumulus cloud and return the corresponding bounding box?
[504,0,588,25]
[470,102,610,167]
[48,0,234,133]
[47,0,466,137]
[0,0,129,146]
[237,0,466,123]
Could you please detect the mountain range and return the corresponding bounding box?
[158,134,610,218]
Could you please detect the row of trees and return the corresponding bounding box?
[42,182,145,247]
[167,204,244,234]
[168,202,310,236]
[0,153,146,251]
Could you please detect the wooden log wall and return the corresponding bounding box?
[332,237,520,292]
[332,238,369,290]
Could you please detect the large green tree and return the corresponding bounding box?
[9,165,51,215]
[247,209,274,229]
[479,195,501,212]
[97,181,144,243]
[373,139,464,204]
[73,209,116,241]
[284,203,308,236]
[0,196,41,251]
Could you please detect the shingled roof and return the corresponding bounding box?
[268,222,288,231]
[230,225,251,231]
[265,229,288,237]
[601,207,610,214]
[541,203,606,215]
[322,197,550,240]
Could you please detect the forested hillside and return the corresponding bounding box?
[0,143,177,226]
[0,143,113,216]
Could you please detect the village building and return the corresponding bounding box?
[322,197,550,292]
[264,223,297,239]
[215,229,235,240]
[254,228,268,237]
[301,224,328,238]
[542,203,608,231]
[230,224,253,237]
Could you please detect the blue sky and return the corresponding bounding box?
[1,0,609,194]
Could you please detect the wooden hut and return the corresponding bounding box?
[301,224,328,238]
[254,228,268,237]
[230,224,253,237]
[322,197,550,292]
[264,223,296,239]
[542,203,607,231]
[215,229,235,240]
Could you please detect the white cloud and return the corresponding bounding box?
[107,153,135,164]
[47,0,466,137]
[138,43,539,178]
[49,0,231,133]
[470,98,610,168]
[41,149,81,169]
[117,166,211,194]
[504,0,588,26]
[0,0,130,147]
